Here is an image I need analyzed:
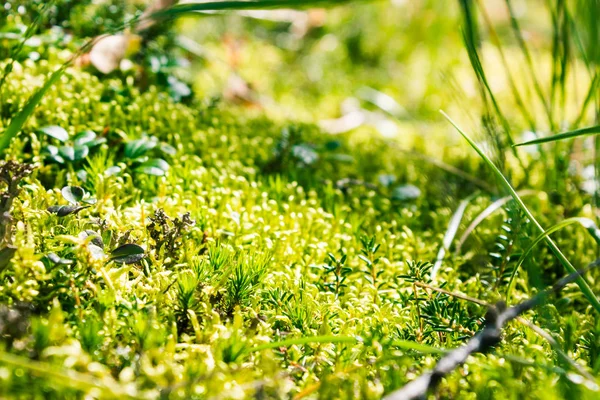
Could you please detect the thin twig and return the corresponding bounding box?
[387,261,600,399]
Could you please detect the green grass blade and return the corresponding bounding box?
[574,73,600,127]
[455,190,537,255]
[247,335,360,353]
[441,110,600,313]
[247,335,445,356]
[475,0,537,131]
[505,0,555,130]
[432,193,478,279]
[0,351,134,397]
[0,66,67,154]
[514,124,600,146]
[390,340,446,355]
[506,217,600,303]
[152,0,362,19]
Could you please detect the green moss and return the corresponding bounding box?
[0,2,599,399]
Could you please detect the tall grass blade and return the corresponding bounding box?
[459,0,526,170]
[455,190,537,254]
[474,0,536,131]
[441,110,600,313]
[574,73,600,127]
[0,351,134,397]
[506,217,600,303]
[0,66,67,154]
[152,0,361,19]
[248,335,359,353]
[505,0,555,130]
[514,124,600,146]
[431,193,477,279]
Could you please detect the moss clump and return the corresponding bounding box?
[1,3,600,399]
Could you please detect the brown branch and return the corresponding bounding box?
[385,261,600,400]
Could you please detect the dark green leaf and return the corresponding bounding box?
[39,125,69,142]
[43,145,59,156]
[61,186,85,204]
[46,252,73,265]
[135,158,170,176]
[110,244,145,264]
[58,146,75,161]
[0,246,17,271]
[104,166,122,176]
[73,145,90,160]
[124,137,157,159]
[48,204,89,217]
[73,130,97,146]
[324,140,341,151]
[80,230,104,249]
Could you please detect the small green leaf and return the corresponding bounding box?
[135,158,170,176]
[77,169,88,182]
[125,137,157,159]
[73,145,90,161]
[40,125,69,142]
[39,126,69,142]
[47,253,74,265]
[378,174,396,187]
[104,166,122,176]
[44,145,66,163]
[80,230,105,249]
[58,146,75,161]
[73,130,97,146]
[61,186,85,204]
[110,244,145,264]
[44,145,59,156]
[88,244,106,260]
[160,143,177,155]
[48,204,89,217]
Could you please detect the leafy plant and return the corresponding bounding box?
[225,252,270,314]
[263,125,353,174]
[47,185,95,217]
[358,235,385,302]
[146,208,194,261]
[485,204,528,290]
[442,111,600,313]
[316,252,352,298]
[107,135,175,177]
[40,126,106,165]
[109,243,145,264]
[175,272,201,333]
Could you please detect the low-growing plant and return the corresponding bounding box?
[106,134,175,177]
[40,126,106,166]
[315,252,352,298]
